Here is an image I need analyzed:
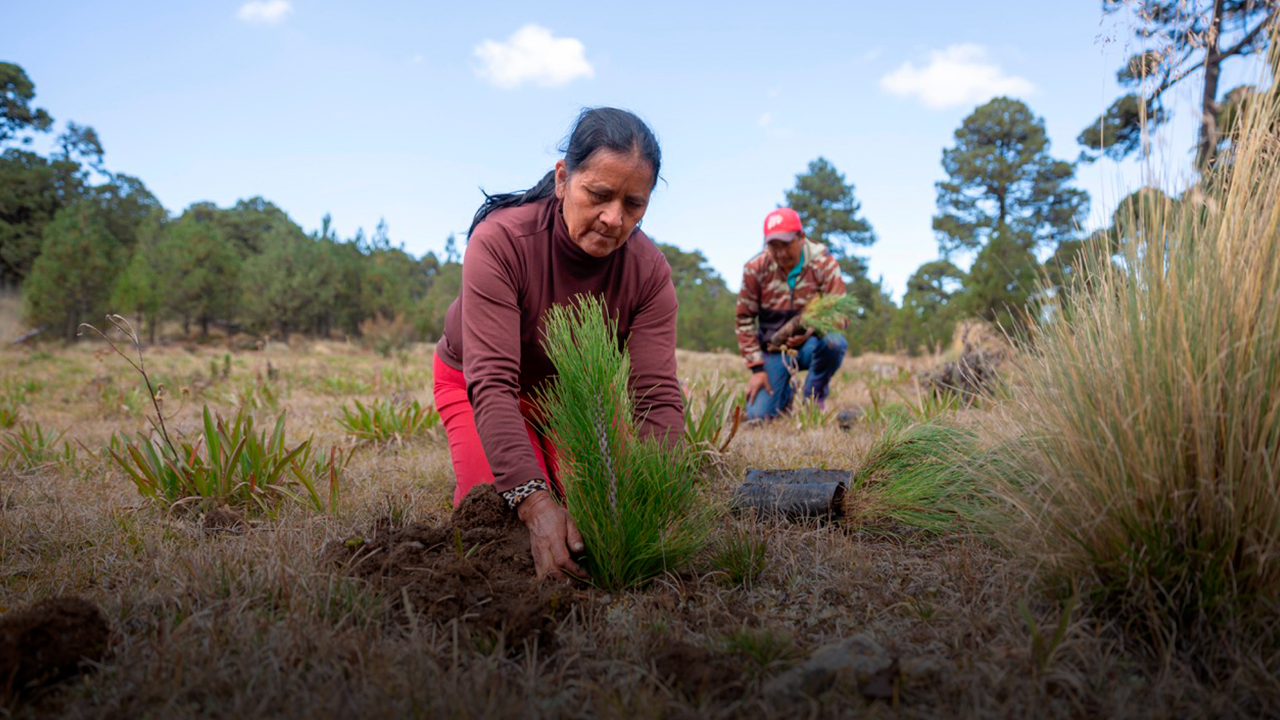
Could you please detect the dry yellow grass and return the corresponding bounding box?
[0,340,1273,718]
[0,290,24,345]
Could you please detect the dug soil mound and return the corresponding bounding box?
[0,596,111,696]
[323,486,573,651]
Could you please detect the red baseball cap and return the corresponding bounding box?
[763,208,803,244]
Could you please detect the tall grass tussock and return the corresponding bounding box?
[992,68,1280,652]
[537,295,716,591]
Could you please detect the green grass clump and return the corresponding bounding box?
[336,398,439,443]
[708,527,767,588]
[110,406,346,516]
[989,86,1280,651]
[537,295,716,591]
[0,421,76,472]
[846,421,983,533]
[0,400,18,429]
[317,374,372,396]
[791,398,835,429]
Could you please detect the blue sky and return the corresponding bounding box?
[3,1,1259,297]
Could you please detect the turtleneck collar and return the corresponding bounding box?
[547,196,628,272]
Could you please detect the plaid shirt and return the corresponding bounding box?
[735,240,846,368]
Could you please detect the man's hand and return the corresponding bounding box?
[516,489,587,582]
[745,370,773,405]
[786,328,815,348]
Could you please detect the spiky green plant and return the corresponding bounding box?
[846,421,983,534]
[109,406,346,516]
[0,400,18,429]
[988,79,1280,650]
[336,397,439,443]
[0,421,76,472]
[682,380,741,461]
[537,295,716,591]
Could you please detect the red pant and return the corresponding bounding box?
[432,351,560,507]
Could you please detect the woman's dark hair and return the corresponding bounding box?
[468,107,661,237]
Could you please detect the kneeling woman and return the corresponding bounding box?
[432,107,684,581]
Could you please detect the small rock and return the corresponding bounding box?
[763,633,895,703]
[836,409,864,430]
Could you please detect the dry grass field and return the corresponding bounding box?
[1,331,1273,720]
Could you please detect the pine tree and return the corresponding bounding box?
[24,203,121,339]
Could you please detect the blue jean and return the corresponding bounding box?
[745,332,848,420]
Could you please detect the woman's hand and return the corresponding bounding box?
[516,489,587,582]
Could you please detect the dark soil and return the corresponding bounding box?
[651,640,745,701]
[323,485,574,651]
[202,506,244,532]
[0,596,111,697]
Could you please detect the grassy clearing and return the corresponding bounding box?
[0,324,1274,716]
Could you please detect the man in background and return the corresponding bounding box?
[736,208,848,420]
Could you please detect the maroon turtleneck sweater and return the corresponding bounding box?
[436,196,684,494]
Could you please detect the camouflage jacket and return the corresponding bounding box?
[735,240,846,368]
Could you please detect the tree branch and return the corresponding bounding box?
[1218,8,1278,60]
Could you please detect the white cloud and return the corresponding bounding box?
[880,44,1034,110]
[757,112,772,127]
[410,54,425,65]
[473,25,594,89]
[237,0,293,25]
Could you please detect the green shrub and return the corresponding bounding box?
[109,406,346,516]
[336,397,439,443]
[989,90,1280,649]
[846,421,983,534]
[537,295,716,591]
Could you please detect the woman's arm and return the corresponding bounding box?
[461,227,588,582]
[459,229,544,494]
[627,254,684,443]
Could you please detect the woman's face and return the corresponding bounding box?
[555,149,654,258]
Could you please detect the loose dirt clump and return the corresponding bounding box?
[323,485,573,651]
[202,506,244,532]
[0,596,111,697]
[651,641,744,700]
